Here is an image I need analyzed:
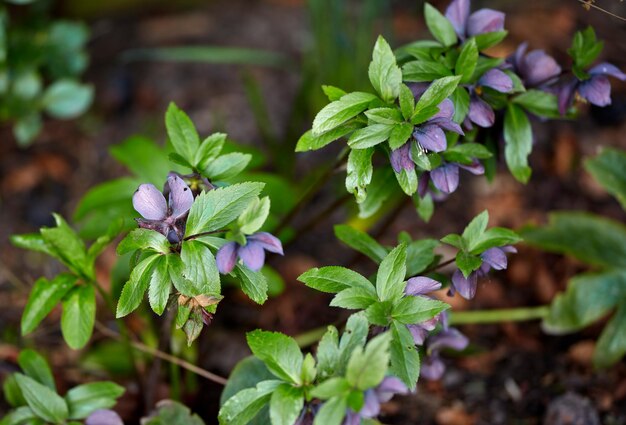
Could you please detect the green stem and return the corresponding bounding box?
[449,306,550,325]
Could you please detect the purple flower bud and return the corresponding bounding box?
[431,163,459,194]
[451,269,478,299]
[390,143,415,173]
[468,96,495,127]
[428,328,469,352]
[216,232,283,274]
[238,240,266,271]
[433,98,455,121]
[430,118,465,136]
[579,75,612,107]
[405,276,442,295]
[445,0,470,38]
[414,124,447,153]
[216,242,238,274]
[85,409,124,425]
[558,79,577,115]
[458,159,485,175]
[247,232,284,255]
[407,324,429,345]
[481,247,507,270]
[479,69,513,93]
[467,8,505,36]
[133,184,168,220]
[589,62,626,80]
[420,354,446,380]
[376,376,409,402]
[522,49,562,87]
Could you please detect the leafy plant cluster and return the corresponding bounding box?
[0,0,92,145]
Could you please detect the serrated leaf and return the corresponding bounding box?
[18,350,55,391]
[166,102,200,163]
[334,224,388,263]
[346,333,391,390]
[180,240,220,296]
[65,382,125,419]
[347,124,393,149]
[585,148,626,211]
[116,254,160,318]
[456,38,478,83]
[298,267,374,294]
[148,255,171,315]
[295,122,362,152]
[218,380,282,425]
[376,244,407,301]
[390,321,420,390]
[424,3,457,47]
[391,296,449,324]
[235,265,268,304]
[368,36,402,102]
[117,228,170,255]
[204,153,252,181]
[504,103,532,183]
[345,148,374,202]
[269,384,304,425]
[61,284,96,349]
[312,92,378,135]
[15,374,68,423]
[246,331,303,384]
[330,287,378,310]
[21,275,76,335]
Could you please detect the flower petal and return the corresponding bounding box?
[458,158,485,175]
[589,62,626,81]
[432,98,455,120]
[247,232,284,255]
[390,143,415,173]
[216,242,238,274]
[479,69,513,93]
[451,269,478,299]
[420,354,446,380]
[167,174,194,219]
[467,8,505,36]
[468,96,495,127]
[359,390,381,418]
[133,184,167,220]
[239,241,266,271]
[558,79,577,115]
[431,163,459,194]
[405,276,442,295]
[429,328,469,352]
[377,376,409,402]
[407,324,429,345]
[85,409,124,425]
[445,0,470,37]
[430,117,465,135]
[523,50,562,86]
[418,172,430,198]
[481,247,507,270]
[579,75,611,107]
[414,124,447,153]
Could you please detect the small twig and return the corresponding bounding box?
[95,321,228,386]
[422,257,456,274]
[577,0,626,21]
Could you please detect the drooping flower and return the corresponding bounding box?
[449,246,517,299]
[342,377,409,424]
[467,69,514,128]
[558,63,626,114]
[445,0,505,41]
[421,326,469,381]
[215,232,283,273]
[419,158,485,196]
[404,276,444,345]
[509,42,562,87]
[85,409,124,425]
[132,174,194,243]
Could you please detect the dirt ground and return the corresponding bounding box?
[1,0,626,424]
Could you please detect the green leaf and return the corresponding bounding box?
[594,303,626,368]
[14,114,42,147]
[337,313,369,373]
[395,168,418,195]
[413,76,461,117]
[312,395,346,425]
[451,86,470,123]
[322,85,347,101]
[392,296,449,324]
[358,168,397,219]
[399,84,416,120]
[300,353,316,384]
[218,380,282,425]
[65,382,125,419]
[456,251,482,278]
[117,228,170,255]
[376,244,407,301]
[238,197,270,235]
[17,350,55,391]
[473,31,508,51]
[346,332,391,390]
[204,153,252,181]
[334,224,388,263]
[42,80,93,119]
[109,136,170,185]
[246,331,303,384]
[143,400,206,425]
[424,3,457,47]
[295,122,362,152]
[584,148,626,210]
[441,233,465,250]
[470,227,521,253]
[345,148,374,202]
[347,124,393,149]
[455,38,478,83]
[220,356,275,406]
[364,300,394,326]
[462,210,489,247]
[316,327,340,379]
[269,384,304,425]
[402,60,452,82]
[368,36,402,102]
[522,212,626,269]
[165,102,200,163]
[61,284,96,350]
[10,233,56,258]
[3,374,27,408]
[14,374,68,423]
[148,255,171,315]
[513,90,561,119]
[185,183,264,236]
[180,240,220,296]
[312,92,378,135]
[195,132,226,170]
[568,26,603,69]
[443,143,492,165]
[388,122,414,150]
[21,275,76,335]
[116,254,160,318]
[298,267,374,294]
[504,103,532,183]
[310,377,350,400]
[40,214,91,278]
[330,287,378,310]
[390,321,420,390]
[406,239,439,276]
[0,406,38,425]
[235,265,268,305]
[365,107,403,124]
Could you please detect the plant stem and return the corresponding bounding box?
[449,305,550,325]
[183,229,226,241]
[144,308,175,410]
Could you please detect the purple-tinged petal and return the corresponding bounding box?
[405,276,442,295]
[451,269,478,299]
[342,411,361,425]
[432,98,455,120]
[458,158,485,175]
[558,79,577,115]
[133,184,167,220]
[418,172,430,198]
[431,163,459,194]
[136,218,168,235]
[512,42,528,74]
[420,354,446,380]
[430,118,465,135]
[377,376,409,402]
[502,245,517,254]
[579,75,612,107]
[408,324,429,345]
[479,69,513,93]
[409,83,429,100]
[445,0,470,38]
[468,96,495,127]
[414,124,447,153]
[390,143,415,173]
[167,175,194,219]
[523,50,562,86]
[429,328,469,352]
[589,62,626,80]
[360,390,381,418]
[467,9,505,36]
[481,247,507,270]
[238,241,266,271]
[421,315,441,331]
[216,242,238,274]
[247,232,284,255]
[85,409,124,425]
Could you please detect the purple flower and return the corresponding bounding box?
[467,69,513,128]
[558,63,626,114]
[445,0,505,40]
[215,232,283,273]
[449,246,517,299]
[132,174,194,243]
[404,277,443,345]
[421,327,469,381]
[85,409,124,425]
[509,42,561,87]
[420,158,485,196]
[342,376,409,424]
